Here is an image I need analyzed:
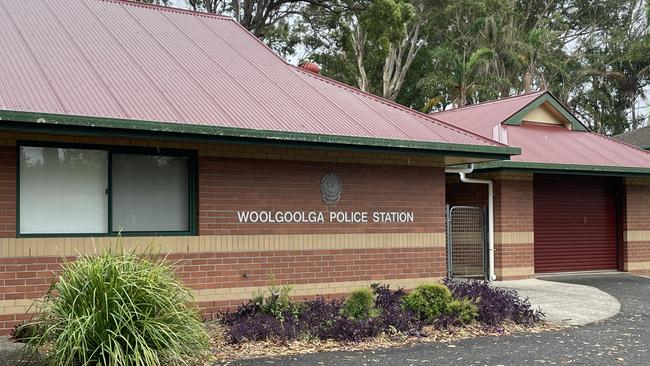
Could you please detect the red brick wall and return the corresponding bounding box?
[198,157,445,235]
[0,245,447,331]
[445,173,534,280]
[493,175,534,280]
[494,177,534,233]
[0,151,447,333]
[623,180,650,275]
[445,174,488,208]
[0,146,16,238]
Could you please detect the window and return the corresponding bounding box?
[19,144,194,236]
[112,154,189,232]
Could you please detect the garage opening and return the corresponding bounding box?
[533,174,620,273]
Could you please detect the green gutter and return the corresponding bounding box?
[0,110,520,159]
[471,160,650,176]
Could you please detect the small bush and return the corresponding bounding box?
[444,278,543,326]
[252,284,301,320]
[341,288,379,320]
[446,298,479,324]
[402,283,452,322]
[25,250,209,366]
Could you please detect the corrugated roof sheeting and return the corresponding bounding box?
[431,91,650,169]
[430,92,545,138]
[505,124,650,168]
[0,0,505,149]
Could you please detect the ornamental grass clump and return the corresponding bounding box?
[25,250,210,366]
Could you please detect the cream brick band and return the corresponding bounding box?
[625,261,650,271]
[0,276,442,316]
[0,299,36,316]
[494,232,534,245]
[624,231,650,242]
[0,232,445,258]
[496,266,534,278]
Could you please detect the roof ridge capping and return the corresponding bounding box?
[102,0,235,21]
[431,90,546,115]
[293,67,512,148]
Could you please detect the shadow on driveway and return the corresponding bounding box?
[221,273,650,366]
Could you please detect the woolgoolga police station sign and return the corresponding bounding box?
[236,172,414,224]
[237,211,414,224]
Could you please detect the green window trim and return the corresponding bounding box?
[16,141,198,238]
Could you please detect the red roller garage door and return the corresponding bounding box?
[534,174,619,273]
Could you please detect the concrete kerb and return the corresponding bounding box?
[492,278,621,326]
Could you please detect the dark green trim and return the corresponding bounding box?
[503,93,589,132]
[16,141,197,238]
[469,160,650,176]
[640,145,650,151]
[0,110,519,159]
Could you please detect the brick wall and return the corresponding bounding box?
[445,172,534,280]
[0,147,16,238]
[623,178,650,275]
[0,132,447,333]
[493,174,534,279]
[199,157,444,235]
[445,174,488,208]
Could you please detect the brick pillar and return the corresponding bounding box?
[493,173,534,280]
[0,146,16,238]
[622,177,650,275]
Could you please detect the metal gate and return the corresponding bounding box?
[446,205,487,279]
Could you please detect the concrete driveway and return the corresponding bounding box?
[224,273,650,366]
[493,275,621,325]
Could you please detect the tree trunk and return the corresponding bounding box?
[351,24,369,92]
[382,19,422,101]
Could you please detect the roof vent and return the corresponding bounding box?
[298,61,320,74]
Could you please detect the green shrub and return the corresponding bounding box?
[341,288,379,320]
[254,283,301,320]
[25,250,209,366]
[446,298,479,324]
[402,283,452,322]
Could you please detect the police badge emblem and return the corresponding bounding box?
[320,172,341,204]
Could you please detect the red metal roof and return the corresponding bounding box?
[505,124,650,168]
[0,0,507,152]
[431,92,650,170]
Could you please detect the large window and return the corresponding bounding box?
[19,144,194,236]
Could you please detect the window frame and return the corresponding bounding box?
[16,141,197,238]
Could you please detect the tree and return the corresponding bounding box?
[303,0,441,101]
[419,47,501,110]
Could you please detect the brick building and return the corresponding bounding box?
[436,92,650,280]
[1,0,649,335]
[0,0,518,332]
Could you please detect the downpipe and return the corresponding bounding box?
[445,164,496,281]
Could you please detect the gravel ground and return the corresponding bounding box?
[223,273,650,366]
